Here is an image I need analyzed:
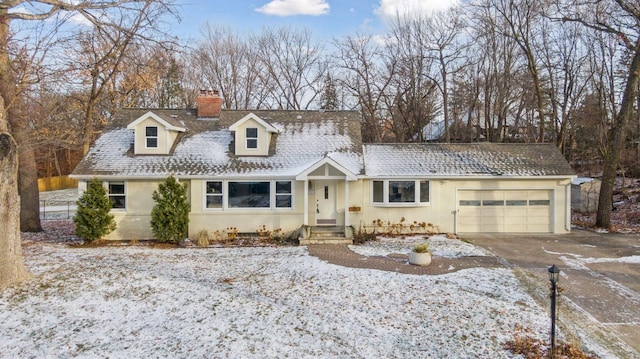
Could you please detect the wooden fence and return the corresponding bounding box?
[38,175,78,192]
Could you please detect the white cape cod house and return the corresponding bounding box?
[71,91,575,241]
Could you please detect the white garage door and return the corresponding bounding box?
[457,190,552,233]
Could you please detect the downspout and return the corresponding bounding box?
[303,179,309,225]
[566,182,571,232]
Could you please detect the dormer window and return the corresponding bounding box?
[229,113,278,156]
[146,126,158,148]
[246,128,258,149]
[127,111,185,155]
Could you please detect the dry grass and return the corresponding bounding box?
[504,326,599,359]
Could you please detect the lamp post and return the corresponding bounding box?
[548,264,560,359]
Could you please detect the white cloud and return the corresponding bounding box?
[256,0,330,16]
[375,0,458,22]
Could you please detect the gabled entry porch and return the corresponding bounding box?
[296,157,358,245]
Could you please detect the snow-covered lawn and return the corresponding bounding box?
[2,229,549,358]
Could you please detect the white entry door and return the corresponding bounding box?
[315,180,337,225]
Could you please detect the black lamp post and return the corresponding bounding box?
[548,264,560,359]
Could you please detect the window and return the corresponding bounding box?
[419,180,430,203]
[276,181,292,208]
[229,181,270,208]
[460,200,481,206]
[372,180,430,205]
[205,180,293,209]
[506,200,527,206]
[108,181,126,209]
[483,200,504,206]
[205,181,223,208]
[145,126,158,148]
[529,200,550,206]
[373,181,384,202]
[246,128,258,149]
[389,181,415,203]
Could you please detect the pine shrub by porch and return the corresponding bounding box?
[151,175,190,243]
[73,178,116,242]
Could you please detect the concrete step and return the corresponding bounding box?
[300,237,353,245]
[299,226,353,245]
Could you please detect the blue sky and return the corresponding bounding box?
[174,0,458,41]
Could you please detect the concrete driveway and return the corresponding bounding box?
[462,229,640,358]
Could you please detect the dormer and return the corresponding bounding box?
[127,111,186,155]
[229,113,278,156]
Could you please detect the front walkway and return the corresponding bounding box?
[307,244,503,275]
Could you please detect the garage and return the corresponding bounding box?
[457,190,552,233]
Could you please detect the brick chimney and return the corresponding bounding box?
[197,89,223,118]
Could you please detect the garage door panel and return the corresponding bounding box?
[528,207,550,216]
[504,191,527,200]
[504,223,526,232]
[481,207,505,216]
[481,222,503,232]
[505,208,527,216]
[527,216,550,225]
[482,191,503,200]
[528,191,550,200]
[504,216,528,225]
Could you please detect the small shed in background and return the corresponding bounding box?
[572,177,601,213]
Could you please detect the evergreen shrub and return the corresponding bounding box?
[151,175,190,243]
[73,178,116,242]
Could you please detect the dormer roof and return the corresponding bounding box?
[229,113,279,133]
[126,111,186,132]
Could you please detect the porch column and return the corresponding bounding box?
[344,178,349,227]
[303,179,309,225]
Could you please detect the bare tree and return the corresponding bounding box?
[255,26,325,110]
[333,33,396,143]
[66,1,176,154]
[421,9,468,142]
[469,0,522,142]
[557,0,640,229]
[539,19,590,153]
[195,25,262,109]
[386,15,440,142]
[492,0,549,143]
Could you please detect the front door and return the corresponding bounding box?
[315,180,337,225]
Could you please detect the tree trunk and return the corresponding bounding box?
[0,11,41,232]
[0,130,30,289]
[596,147,615,228]
[16,132,42,232]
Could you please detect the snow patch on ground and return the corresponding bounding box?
[580,255,640,264]
[349,235,491,258]
[544,247,640,268]
[2,236,548,358]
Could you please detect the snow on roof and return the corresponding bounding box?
[72,109,364,178]
[572,177,597,185]
[73,108,574,180]
[364,143,574,177]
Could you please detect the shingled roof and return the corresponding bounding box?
[72,108,573,179]
[363,143,574,177]
[72,109,364,178]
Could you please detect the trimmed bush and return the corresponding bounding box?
[73,178,116,242]
[151,175,190,243]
